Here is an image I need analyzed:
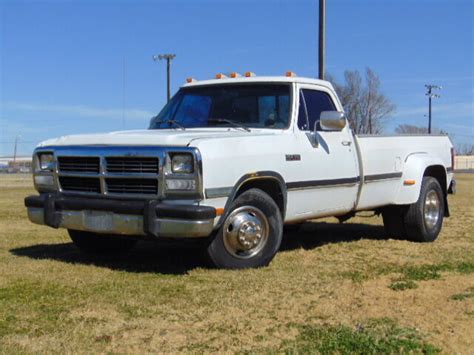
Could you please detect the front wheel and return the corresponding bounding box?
[206,188,283,269]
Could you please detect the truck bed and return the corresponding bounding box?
[355,134,453,210]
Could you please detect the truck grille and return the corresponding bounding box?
[106,178,158,195]
[57,154,161,196]
[58,157,100,173]
[59,176,101,193]
[106,157,159,174]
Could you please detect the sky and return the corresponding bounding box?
[0,0,473,156]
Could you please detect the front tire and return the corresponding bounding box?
[68,230,138,254]
[382,176,444,242]
[206,188,283,269]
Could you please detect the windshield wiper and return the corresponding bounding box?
[153,119,185,130]
[208,118,251,132]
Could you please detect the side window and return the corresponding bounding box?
[297,89,336,131]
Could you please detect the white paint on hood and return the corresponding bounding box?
[37,128,280,148]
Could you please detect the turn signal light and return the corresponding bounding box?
[245,71,256,77]
[404,180,416,186]
[286,71,296,77]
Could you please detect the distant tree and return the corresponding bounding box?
[395,124,447,135]
[456,143,474,155]
[327,68,396,134]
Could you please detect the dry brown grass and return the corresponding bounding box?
[0,173,473,353]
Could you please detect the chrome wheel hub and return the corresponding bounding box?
[424,190,440,230]
[223,206,269,259]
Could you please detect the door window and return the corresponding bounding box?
[297,89,336,130]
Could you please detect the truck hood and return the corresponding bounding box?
[37,128,279,148]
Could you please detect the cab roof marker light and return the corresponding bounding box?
[230,72,241,78]
[215,73,228,79]
[186,77,197,83]
[245,71,256,77]
[286,71,297,77]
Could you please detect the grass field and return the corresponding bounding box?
[0,174,473,353]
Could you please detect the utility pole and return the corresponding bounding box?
[318,0,326,80]
[122,57,126,130]
[425,84,441,134]
[153,54,176,102]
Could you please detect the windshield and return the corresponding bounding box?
[149,84,291,130]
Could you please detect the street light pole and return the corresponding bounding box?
[153,54,176,102]
[425,84,441,134]
[318,0,326,80]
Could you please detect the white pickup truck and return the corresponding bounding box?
[25,74,456,269]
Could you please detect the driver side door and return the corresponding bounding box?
[286,85,359,220]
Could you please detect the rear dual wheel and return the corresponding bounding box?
[382,177,444,242]
[206,188,283,269]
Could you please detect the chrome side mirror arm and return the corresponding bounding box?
[306,120,320,148]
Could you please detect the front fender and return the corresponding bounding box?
[394,154,447,205]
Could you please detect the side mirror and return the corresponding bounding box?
[319,111,346,131]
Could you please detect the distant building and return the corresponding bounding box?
[455,155,474,171]
[0,156,32,173]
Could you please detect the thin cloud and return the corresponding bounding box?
[385,75,474,84]
[396,102,473,119]
[3,102,155,121]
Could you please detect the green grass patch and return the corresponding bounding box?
[450,287,474,301]
[386,262,474,291]
[401,264,443,281]
[338,261,474,290]
[0,279,86,337]
[339,270,367,283]
[272,318,439,354]
[389,280,419,291]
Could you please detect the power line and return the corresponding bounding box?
[451,133,474,137]
[0,141,37,143]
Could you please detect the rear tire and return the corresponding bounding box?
[382,177,444,242]
[382,206,406,239]
[68,230,137,254]
[206,188,283,269]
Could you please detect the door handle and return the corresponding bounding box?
[341,141,352,146]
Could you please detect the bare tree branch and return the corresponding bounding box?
[328,68,395,134]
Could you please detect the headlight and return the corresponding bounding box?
[171,154,194,174]
[39,153,54,171]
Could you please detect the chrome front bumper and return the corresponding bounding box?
[25,194,216,239]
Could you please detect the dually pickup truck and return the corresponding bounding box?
[25,74,456,269]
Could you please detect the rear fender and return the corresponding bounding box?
[394,154,447,205]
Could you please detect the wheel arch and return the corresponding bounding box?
[394,154,450,216]
[217,171,287,227]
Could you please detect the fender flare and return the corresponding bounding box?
[394,153,448,205]
[216,171,287,228]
